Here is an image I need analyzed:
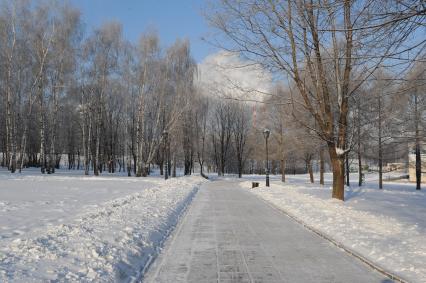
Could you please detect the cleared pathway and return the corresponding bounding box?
[145,180,392,283]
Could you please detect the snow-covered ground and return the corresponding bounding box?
[242,173,426,283]
[0,169,207,282]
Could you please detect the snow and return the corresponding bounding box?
[0,169,207,282]
[242,173,426,283]
[335,147,345,156]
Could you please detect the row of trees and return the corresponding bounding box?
[0,0,258,179]
[208,0,425,200]
[0,1,424,201]
[262,64,425,188]
[0,1,191,176]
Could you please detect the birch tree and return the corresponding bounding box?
[46,5,81,173]
[84,22,122,175]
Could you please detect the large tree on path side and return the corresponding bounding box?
[207,0,425,200]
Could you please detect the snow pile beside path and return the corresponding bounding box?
[246,182,426,283]
[0,176,206,282]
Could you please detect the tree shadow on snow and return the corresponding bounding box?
[344,187,367,201]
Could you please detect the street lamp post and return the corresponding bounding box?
[263,128,270,187]
[163,130,168,180]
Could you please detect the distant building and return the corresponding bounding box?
[386,163,405,172]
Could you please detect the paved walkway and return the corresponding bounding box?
[145,180,392,283]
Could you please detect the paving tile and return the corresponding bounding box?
[145,180,392,283]
[219,272,251,281]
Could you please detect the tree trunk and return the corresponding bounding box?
[136,145,142,178]
[184,159,191,175]
[319,148,324,185]
[200,161,208,179]
[5,85,12,172]
[378,92,383,189]
[378,142,383,189]
[308,159,314,183]
[219,154,225,176]
[81,101,88,175]
[280,118,286,182]
[142,164,149,177]
[172,153,176,177]
[238,158,242,178]
[358,149,362,186]
[77,153,81,170]
[346,153,350,186]
[85,114,92,175]
[39,82,46,174]
[357,99,362,186]
[18,125,29,173]
[5,26,16,173]
[329,147,345,201]
[94,110,101,176]
[49,87,59,174]
[135,97,144,177]
[9,118,17,173]
[415,93,421,190]
[415,143,421,190]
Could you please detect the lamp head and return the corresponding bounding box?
[263,128,270,139]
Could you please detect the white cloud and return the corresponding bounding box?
[196,51,272,102]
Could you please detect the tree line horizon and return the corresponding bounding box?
[0,0,425,201]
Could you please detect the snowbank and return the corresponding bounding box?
[243,179,426,283]
[0,171,207,282]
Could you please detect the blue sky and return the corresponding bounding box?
[70,0,217,62]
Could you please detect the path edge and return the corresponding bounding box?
[250,189,410,283]
[141,181,205,282]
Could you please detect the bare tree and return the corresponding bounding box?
[233,102,251,178]
[211,101,234,176]
[0,1,19,172]
[363,70,397,189]
[46,5,81,173]
[395,62,426,190]
[194,92,209,178]
[84,22,122,175]
[405,64,426,190]
[0,1,208,178]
